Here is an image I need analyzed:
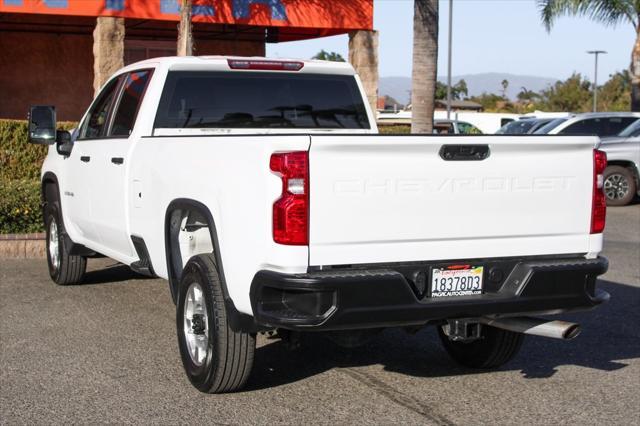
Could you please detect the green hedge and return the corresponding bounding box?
[0,179,43,233]
[378,124,411,134]
[0,119,77,181]
[0,119,76,234]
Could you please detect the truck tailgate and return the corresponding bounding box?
[308,135,598,266]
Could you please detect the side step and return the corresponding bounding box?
[130,235,155,277]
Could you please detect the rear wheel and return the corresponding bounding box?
[604,166,636,206]
[45,204,86,285]
[438,324,524,369]
[176,254,255,393]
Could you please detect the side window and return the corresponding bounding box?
[605,117,636,136]
[458,122,482,135]
[110,70,152,137]
[560,118,600,136]
[78,77,120,140]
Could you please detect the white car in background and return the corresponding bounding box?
[533,112,640,137]
[433,119,483,134]
[434,111,520,134]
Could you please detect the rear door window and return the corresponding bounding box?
[109,70,152,137]
[78,77,120,140]
[154,71,370,130]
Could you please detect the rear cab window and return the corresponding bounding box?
[153,71,370,131]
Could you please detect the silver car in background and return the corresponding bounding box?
[534,112,640,137]
[599,120,640,206]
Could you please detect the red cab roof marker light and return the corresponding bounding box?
[227,59,304,71]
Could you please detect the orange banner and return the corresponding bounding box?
[0,0,373,31]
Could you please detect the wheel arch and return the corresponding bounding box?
[41,171,96,257]
[41,171,60,207]
[164,198,258,332]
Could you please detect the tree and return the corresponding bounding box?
[537,73,592,112]
[411,0,439,133]
[597,70,632,111]
[469,92,515,112]
[435,79,468,100]
[501,79,509,98]
[517,86,541,103]
[537,0,639,111]
[177,0,193,56]
[312,50,345,62]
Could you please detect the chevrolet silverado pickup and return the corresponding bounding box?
[28,56,609,393]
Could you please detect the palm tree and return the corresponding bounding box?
[501,79,509,98]
[411,0,439,133]
[537,0,639,111]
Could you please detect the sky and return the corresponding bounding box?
[266,0,633,81]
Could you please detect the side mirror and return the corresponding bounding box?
[28,105,57,145]
[56,130,74,157]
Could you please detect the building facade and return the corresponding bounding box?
[0,0,374,121]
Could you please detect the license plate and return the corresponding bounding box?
[430,265,483,298]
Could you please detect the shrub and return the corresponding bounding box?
[378,124,411,134]
[0,119,77,181]
[0,179,43,233]
[0,119,76,234]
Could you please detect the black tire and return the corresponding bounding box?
[604,165,636,207]
[45,203,86,285]
[437,324,524,369]
[176,253,255,393]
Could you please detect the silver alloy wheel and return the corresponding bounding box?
[604,173,630,200]
[48,219,60,271]
[183,282,209,366]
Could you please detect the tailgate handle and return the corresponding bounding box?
[439,145,490,161]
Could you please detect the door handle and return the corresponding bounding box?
[439,145,490,161]
[111,157,124,165]
[80,156,90,163]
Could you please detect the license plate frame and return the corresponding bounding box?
[429,265,484,298]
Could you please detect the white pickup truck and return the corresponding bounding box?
[29,56,609,393]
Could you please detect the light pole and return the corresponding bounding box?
[446,0,453,119]
[587,50,607,112]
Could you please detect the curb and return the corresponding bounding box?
[0,233,46,259]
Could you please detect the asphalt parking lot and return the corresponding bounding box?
[1,206,639,425]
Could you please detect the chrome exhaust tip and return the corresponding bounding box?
[480,317,581,340]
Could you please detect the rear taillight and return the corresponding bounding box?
[270,151,309,245]
[591,149,607,234]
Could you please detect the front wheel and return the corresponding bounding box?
[176,254,255,393]
[604,165,636,206]
[45,204,86,285]
[438,324,524,369]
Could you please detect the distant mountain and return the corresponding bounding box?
[379,73,559,105]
